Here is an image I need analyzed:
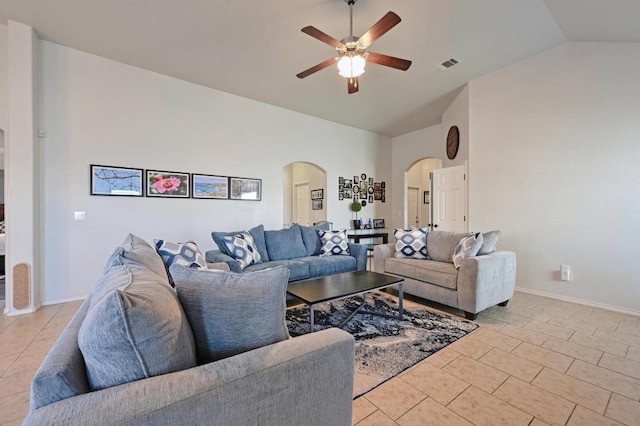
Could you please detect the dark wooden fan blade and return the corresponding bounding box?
[348,77,359,94]
[366,52,412,71]
[301,26,344,49]
[297,58,336,79]
[357,12,401,47]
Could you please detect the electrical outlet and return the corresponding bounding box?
[73,211,86,221]
[561,264,571,281]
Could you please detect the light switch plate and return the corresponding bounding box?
[74,211,86,221]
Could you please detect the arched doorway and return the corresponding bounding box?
[404,157,442,229]
[283,162,327,228]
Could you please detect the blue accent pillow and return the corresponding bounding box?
[318,230,351,256]
[452,233,484,269]
[394,228,429,259]
[264,224,306,261]
[154,240,207,286]
[221,232,262,270]
[298,224,323,256]
[211,225,269,262]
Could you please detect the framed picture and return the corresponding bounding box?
[311,189,324,199]
[353,185,360,193]
[91,165,143,196]
[344,179,353,189]
[374,191,382,200]
[369,195,373,203]
[339,177,344,184]
[424,190,430,204]
[192,174,229,199]
[360,173,367,180]
[369,177,373,186]
[374,182,382,191]
[312,199,323,210]
[381,181,386,188]
[354,176,359,184]
[146,169,190,198]
[230,177,261,201]
[373,219,385,229]
[360,191,367,199]
[368,186,374,194]
[344,190,352,198]
[338,192,344,200]
[361,182,368,192]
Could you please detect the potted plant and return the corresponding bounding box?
[350,201,362,229]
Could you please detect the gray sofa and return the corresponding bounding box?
[206,223,367,281]
[373,231,516,320]
[26,235,355,426]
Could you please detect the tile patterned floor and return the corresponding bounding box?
[1,292,640,425]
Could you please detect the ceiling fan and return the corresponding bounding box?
[296,0,412,94]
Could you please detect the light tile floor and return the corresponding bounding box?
[1,292,640,425]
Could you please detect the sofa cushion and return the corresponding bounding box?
[385,258,459,290]
[264,224,307,261]
[393,228,428,259]
[426,231,472,263]
[301,255,357,278]
[78,263,197,391]
[318,230,350,256]
[453,233,484,269]
[478,230,501,255]
[243,259,310,281]
[171,264,291,364]
[211,225,269,262]
[120,233,168,279]
[154,239,207,286]
[221,232,262,270]
[299,224,323,256]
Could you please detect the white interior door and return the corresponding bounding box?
[431,165,467,233]
[407,187,420,229]
[293,182,310,226]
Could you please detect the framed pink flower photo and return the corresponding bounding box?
[146,170,190,198]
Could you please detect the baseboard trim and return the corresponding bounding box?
[515,287,640,317]
[43,295,88,306]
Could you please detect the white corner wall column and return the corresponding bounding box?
[4,21,41,315]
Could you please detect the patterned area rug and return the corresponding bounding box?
[286,292,478,398]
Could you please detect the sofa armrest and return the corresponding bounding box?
[24,328,355,426]
[206,262,230,271]
[372,243,395,273]
[457,250,517,314]
[348,243,368,271]
[205,250,242,273]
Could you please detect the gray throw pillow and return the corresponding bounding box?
[452,233,484,269]
[170,264,291,364]
[120,233,168,280]
[478,230,501,255]
[211,225,269,262]
[427,231,472,263]
[78,263,197,391]
[264,224,306,261]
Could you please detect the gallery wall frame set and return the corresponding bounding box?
[90,164,261,201]
[337,173,385,203]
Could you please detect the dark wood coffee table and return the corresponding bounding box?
[287,270,404,332]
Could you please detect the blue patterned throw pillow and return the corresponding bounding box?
[318,230,350,256]
[221,232,262,270]
[394,228,429,259]
[452,233,484,269]
[155,240,208,286]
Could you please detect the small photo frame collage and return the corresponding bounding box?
[311,188,324,210]
[90,164,261,201]
[338,173,385,205]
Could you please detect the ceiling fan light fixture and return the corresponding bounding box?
[338,54,366,78]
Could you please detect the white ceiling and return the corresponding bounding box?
[1,0,640,137]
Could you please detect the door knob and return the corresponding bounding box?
[433,224,438,228]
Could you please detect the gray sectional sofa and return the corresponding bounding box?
[26,234,355,425]
[206,223,368,281]
[373,230,516,320]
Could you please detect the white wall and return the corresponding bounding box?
[39,41,392,304]
[390,125,442,229]
[0,24,8,132]
[469,42,640,313]
[442,85,469,168]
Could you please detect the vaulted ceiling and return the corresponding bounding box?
[2,0,640,136]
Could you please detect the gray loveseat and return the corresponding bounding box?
[374,230,516,320]
[206,223,367,281]
[25,235,355,426]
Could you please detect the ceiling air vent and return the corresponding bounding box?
[436,58,459,71]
